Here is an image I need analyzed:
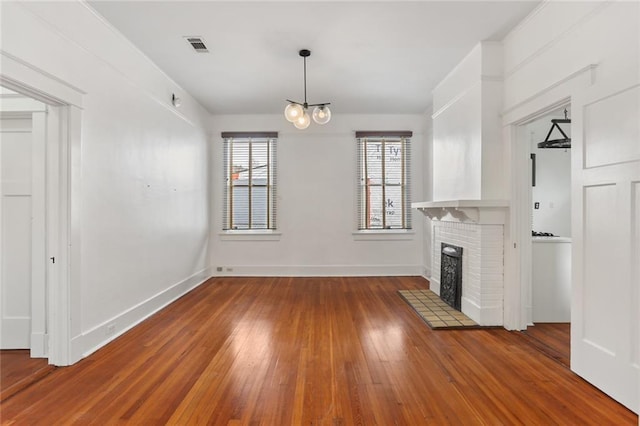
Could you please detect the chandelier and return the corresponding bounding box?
[284,49,331,129]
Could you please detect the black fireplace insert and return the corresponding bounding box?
[440,243,463,311]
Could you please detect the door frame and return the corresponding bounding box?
[509,100,571,329]
[502,65,596,331]
[0,52,83,366]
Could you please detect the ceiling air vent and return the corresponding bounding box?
[184,37,208,53]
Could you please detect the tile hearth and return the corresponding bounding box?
[399,289,478,329]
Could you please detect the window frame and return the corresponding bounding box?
[222,132,278,234]
[356,131,413,232]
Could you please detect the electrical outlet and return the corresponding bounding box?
[226,267,233,272]
[216,266,223,272]
[106,323,116,336]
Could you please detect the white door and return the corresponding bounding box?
[571,84,639,412]
[1,117,34,348]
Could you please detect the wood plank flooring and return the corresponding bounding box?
[0,350,55,403]
[521,323,571,368]
[1,277,636,425]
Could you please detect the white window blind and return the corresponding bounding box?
[356,131,412,230]
[222,132,277,230]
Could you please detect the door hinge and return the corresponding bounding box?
[50,256,55,264]
[513,243,517,249]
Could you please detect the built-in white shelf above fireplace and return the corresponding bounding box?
[412,200,509,224]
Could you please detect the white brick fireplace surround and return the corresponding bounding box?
[413,201,508,326]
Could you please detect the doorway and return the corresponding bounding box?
[1,52,83,367]
[517,104,572,366]
[0,86,48,356]
[0,85,60,395]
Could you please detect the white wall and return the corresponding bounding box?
[432,42,505,201]
[529,112,571,237]
[501,0,639,412]
[1,1,211,362]
[421,108,434,278]
[210,114,425,276]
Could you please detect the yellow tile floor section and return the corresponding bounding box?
[398,289,478,329]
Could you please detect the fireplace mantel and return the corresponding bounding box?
[412,200,509,224]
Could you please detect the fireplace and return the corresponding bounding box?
[413,200,507,326]
[440,243,463,310]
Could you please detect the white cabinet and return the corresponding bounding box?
[532,237,571,322]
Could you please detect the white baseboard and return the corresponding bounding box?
[430,278,441,295]
[30,332,48,358]
[525,305,533,327]
[71,267,212,363]
[211,264,423,277]
[461,297,503,326]
[422,266,432,281]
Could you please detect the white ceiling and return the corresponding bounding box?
[88,1,540,115]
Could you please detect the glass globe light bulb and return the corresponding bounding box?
[293,111,311,129]
[312,106,331,125]
[284,103,303,122]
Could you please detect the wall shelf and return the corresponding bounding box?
[412,200,509,224]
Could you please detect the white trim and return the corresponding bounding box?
[47,105,72,366]
[431,75,504,119]
[1,54,84,366]
[502,67,596,331]
[431,79,480,120]
[218,230,282,241]
[430,277,441,295]
[503,2,610,79]
[501,0,547,46]
[30,111,47,358]
[413,200,509,224]
[0,96,47,112]
[507,123,534,331]
[503,64,596,118]
[0,51,84,108]
[30,332,48,358]
[461,297,503,327]
[352,230,415,241]
[211,264,423,277]
[422,266,431,281]
[67,105,83,363]
[0,127,31,132]
[72,268,212,361]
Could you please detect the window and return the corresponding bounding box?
[356,131,412,230]
[222,132,277,230]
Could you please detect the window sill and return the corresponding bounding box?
[218,230,282,241]
[352,230,415,241]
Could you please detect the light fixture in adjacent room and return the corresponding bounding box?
[172,93,182,108]
[284,49,331,129]
[538,108,571,148]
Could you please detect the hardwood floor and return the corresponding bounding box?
[1,277,636,424]
[521,323,571,368]
[0,350,55,403]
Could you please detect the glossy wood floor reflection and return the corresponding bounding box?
[522,322,571,368]
[1,277,636,425]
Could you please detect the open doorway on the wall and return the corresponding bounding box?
[520,105,572,367]
[0,85,56,400]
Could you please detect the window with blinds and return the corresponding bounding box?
[222,132,277,230]
[356,131,412,230]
